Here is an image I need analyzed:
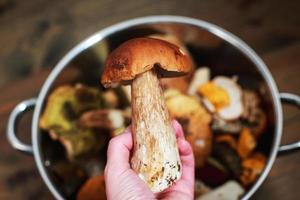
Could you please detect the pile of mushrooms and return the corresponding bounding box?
[39,34,269,198]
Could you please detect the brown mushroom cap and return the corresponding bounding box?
[101,37,192,88]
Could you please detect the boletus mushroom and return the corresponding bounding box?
[101,37,192,192]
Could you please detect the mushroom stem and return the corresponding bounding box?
[131,69,182,192]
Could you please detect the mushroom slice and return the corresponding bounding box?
[213,76,243,120]
[188,67,210,96]
[198,76,243,120]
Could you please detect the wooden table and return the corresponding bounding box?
[0,0,299,199]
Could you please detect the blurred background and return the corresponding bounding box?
[0,0,299,199]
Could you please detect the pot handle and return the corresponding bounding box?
[6,98,36,155]
[278,93,300,153]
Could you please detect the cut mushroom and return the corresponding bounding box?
[188,67,210,96]
[198,76,243,120]
[213,77,243,120]
[101,38,192,192]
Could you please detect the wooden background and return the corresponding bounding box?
[0,0,299,199]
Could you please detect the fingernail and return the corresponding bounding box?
[172,120,183,133]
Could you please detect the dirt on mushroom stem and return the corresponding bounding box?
[131,68,182,192]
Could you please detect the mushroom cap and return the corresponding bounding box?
[101,37,192,88]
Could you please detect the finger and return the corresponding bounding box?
[106,126,133,169]
[157,139,195,199]
[178,139,195,182]
[172,119,185,139]
[178,138,192,156]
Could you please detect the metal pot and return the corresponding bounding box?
[7,16,300,200]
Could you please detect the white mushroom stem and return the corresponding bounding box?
[131,69,182,192]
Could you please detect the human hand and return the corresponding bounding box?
[104,120,195,200]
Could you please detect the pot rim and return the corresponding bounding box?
[31,15,283,200]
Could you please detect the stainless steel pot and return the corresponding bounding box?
[7,16,300,200]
